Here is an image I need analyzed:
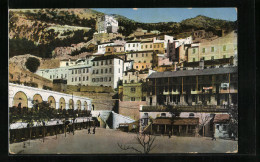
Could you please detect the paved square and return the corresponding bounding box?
[9,128,237,154]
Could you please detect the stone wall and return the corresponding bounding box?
[119,101,147,120]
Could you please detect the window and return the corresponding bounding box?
[141,45,143,49]
[109,77,111,81]
[92,78,95,82]
[93,62,95,66]
[86,68,89,73]
[65,74,67,78]
[96,70,99,74]
[150,45,152,48]
[193,48,196,54]
[189,113,195,117]
[131,88,136,93]
[222,125,227,131]
[110,60,112,64]
[105,69,108,73]
[119,60,120,64]
[144,61,146,63]
[142,97,146,101]
[223,45,226,51]
[109,68,112,73]
[211,47,214,52]
[101,69,103,74]
[105,60,108,65]
[104,77,107,82]
[61,74,63,78]
[108,48,110,52]
[97,61,99,66]
[66,62,69,66]
[78,69,81,74]
[146,53,148,57]
[142,53,144,57]
[75,70,77,74]
[96,78,99,82]
[133,44,135,47]
[128,44,130,47]
[202,48,205,53]
[211,56,214,60]
[100,78,103,82]
[131,80,134,83]
[161,113,166,117]
[87,76,89,81]
[138,61,141,63]
[131,54,133,58]
[72,70,74,74]
[136,66,138,69]
[79,77,81,81]
[145,45,147,48]
[101,61,103,65]
[142,66,144,69]
[136,53,138,57]
[83,77,85,81]
[131,97,135,101]
[83,69,85,73]
[92,70,95,74]
[75,77,77,81]
[50,75,52,79]
[154,45,156,48]
[223,55,226,58]
[124,80,127,84]
[118,69,120,73]
[72,78,74,82]
[193,58,196,62]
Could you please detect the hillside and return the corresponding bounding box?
[9,9,237,59]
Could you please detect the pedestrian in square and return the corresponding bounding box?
[88,127,91,134]
[169,131,171,138]
[92,127,95,134]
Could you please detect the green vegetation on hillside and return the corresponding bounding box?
[9,29,95,58]
[25,57,40,73]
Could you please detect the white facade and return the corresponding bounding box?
[125,41,141,52]
[97,15,118,34]
[174,36,193,48]
[9,83,92,110]
[91,56,124,89]
[36,67,70,81]
[60,59,77,67]
[124,61,134,72]
[67,65,92,86]
[97,42,115,54]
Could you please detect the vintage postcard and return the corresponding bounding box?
[8,8,238,154]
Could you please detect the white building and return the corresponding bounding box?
[174,36,193,48]
[123,60,134,72]
[124,40,141,52]
[97,42,115,54]
[60,58,77,67]
[67,65,92,86]
[97,15,118,34]
[91,55,124,89]
[36,67,70,81]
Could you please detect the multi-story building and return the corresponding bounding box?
[140,40,154,51]
[91,55,124,89]
[125,51,154,71]
[153,42,165,53]
[121,69,149,101]
[97,15,118,33]
[36,67,70,81]
[146,67,238,107]
[124,40,141,52]
[97,42,115,54]
[67,65,92,86]
[105,45,125,54]
[187,31,237,63]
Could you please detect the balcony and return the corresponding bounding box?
[163,91,180,95]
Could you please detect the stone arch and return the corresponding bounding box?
[76,100,81,110]
[48,96,56,109]
[84,101,88,110]
[69,99,74,109]
[59,97,65,110]
[33,94,43,104]
[13,91,28,108]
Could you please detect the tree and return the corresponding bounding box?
[198,113,211,137]
[25,57,40,73]
[118,132,156,154]
[227,106,238,138]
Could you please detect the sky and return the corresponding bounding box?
[92,8,237,23]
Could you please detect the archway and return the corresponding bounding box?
[13,91,28,108]
[84,101,88,110]
[33,94,43,105]
[48,96,56,109]
[59,97,65,110]
[69,99,74,109]
[76,100,81,110]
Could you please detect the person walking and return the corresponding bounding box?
[212,133,216,140]
[92,127,96,134]
[88,127,91,134]
[168,131,171,138]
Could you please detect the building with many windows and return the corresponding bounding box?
[124,40,141,52]
[91,55,124,89]
[146,67,238,107]
[126,50,154,71]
